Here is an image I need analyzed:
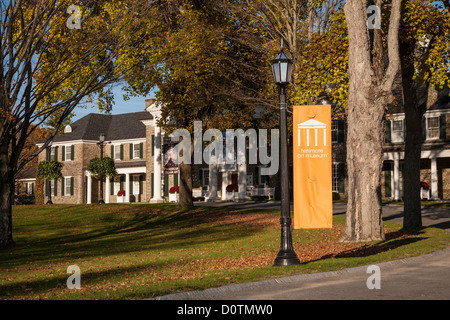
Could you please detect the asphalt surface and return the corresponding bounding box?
[151,202,450,300]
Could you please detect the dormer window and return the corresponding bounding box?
[64,125,72,133]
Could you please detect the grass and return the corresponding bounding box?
[0,203,449,300]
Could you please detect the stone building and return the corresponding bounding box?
[33,99,289,204]
[382,93,450,201]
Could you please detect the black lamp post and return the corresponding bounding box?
[272,47,300,266]
[97,133,106,204]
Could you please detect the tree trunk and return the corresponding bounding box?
[179,162,193,208]
[400,36,424,230]
[343,95,386,242]
[0,145,13,247]
[341,0,402,242]
[178,139,193,208]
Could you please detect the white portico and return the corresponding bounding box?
[143,99,165,203]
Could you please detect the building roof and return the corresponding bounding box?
[16,166,36,180]
[38,111,152,144]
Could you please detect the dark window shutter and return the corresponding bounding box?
[46,148,50,161]
[384,165,392,197]
[130,176,133,195]
[62,146,65,161]
[54,179,58,196]
[139,175,143,194]
[164,175,169,196]
[31,183,34,195]
[54,146,58,161]
[111,145,114,158]
[439,115,446,140]
[110,177,114,195]
[174,173,178,187]
[70,177,74,196]
[120,145,123,160]
[129,143,133,159]
[337,120,345,143]
[385,120,391,144]
[140,143,143,158]
[61,178,65,196]
[71,145,74,160]
[337,163,346,193]
[152,135,155,156]
[151,173,154,198]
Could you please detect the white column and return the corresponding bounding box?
[86,172,92,204]
[105,176,110,204]
[238,163,247,201]
[393,157,400,200]
[151,126,164,203]
[125,173,130,203]
[431,156,439,200]
[206,163,219,201]
[221,171,228,201]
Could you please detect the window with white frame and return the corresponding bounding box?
[331,121,338,143]
[114,145,121,160]
[65,177,72,196]
[65,145,72,161]
[133,143,141,159]
[332,163,339,192]
[50,147,56,160]
[202,169,209,187]
[27,182,34,195]
[391,119,404,143]
[427,117,440,140]
[133,175,140,194]
[50,180,55,195]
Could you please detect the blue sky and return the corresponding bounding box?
[71,87,156,122]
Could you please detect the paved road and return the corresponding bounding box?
[154,248,450,300]
[152,201,450,300]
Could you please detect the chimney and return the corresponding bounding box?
[145,98,155,109]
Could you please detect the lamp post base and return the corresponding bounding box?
[98,200,105,204]
[273,250,301,266]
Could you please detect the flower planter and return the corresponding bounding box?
[117,195,125,203]
[226,191,236,201]
[169,192,179,203]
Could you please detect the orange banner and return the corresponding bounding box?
[293,105,333,229]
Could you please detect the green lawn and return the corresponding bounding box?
[1,204,449,300]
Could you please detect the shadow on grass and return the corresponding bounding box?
[0,205,271,269]
[0,257,191,299]
[320,229,427,260]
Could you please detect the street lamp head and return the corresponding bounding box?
[99,132,105,143]
[272,49,293,86]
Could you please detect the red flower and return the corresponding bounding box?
[169,185,179,193]
[117,190,125,196]
[226,184,238,192]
